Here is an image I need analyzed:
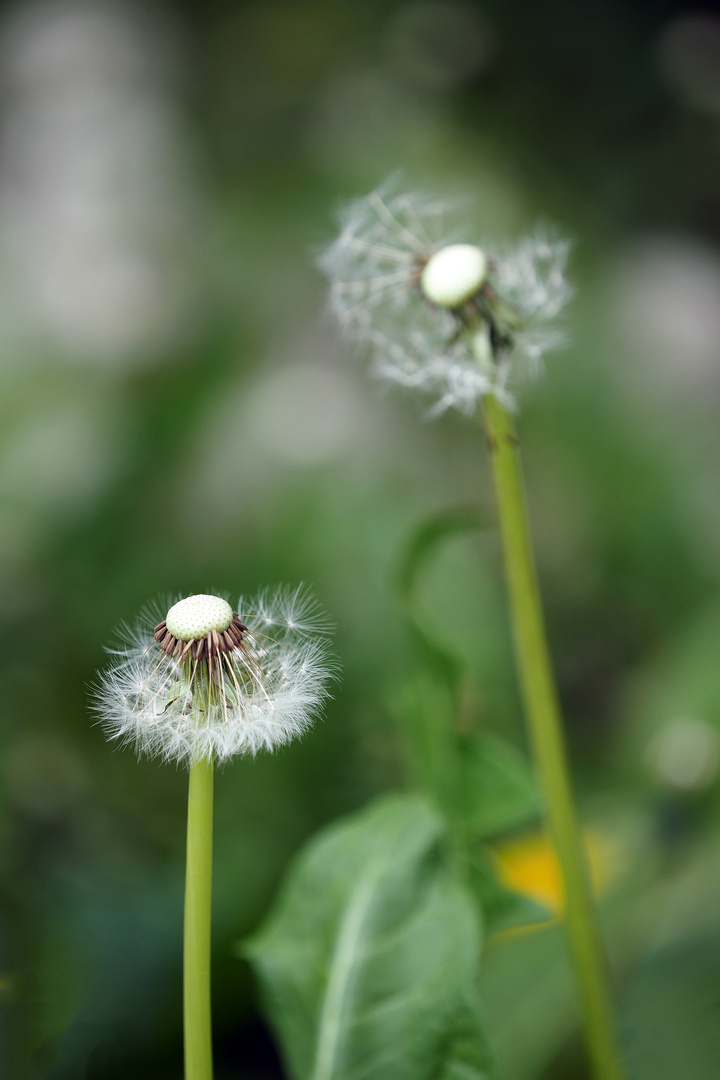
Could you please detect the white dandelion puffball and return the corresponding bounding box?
[319,184,572,415]
[94,588,334,766]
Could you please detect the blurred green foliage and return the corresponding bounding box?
[0,0,720,1077]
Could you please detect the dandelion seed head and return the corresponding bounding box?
[319,182,572,415]
[166,594,233,641]
[420,243,488,308]
[93,586,334,767]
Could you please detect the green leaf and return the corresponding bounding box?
[459,732,541,840]
[387,676,465,824]
[244,794,493,1080]
[397,506,488,688]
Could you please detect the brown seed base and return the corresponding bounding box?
[153,614,249,662]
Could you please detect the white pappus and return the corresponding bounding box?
[93,587,335,766]
[319,184,572,415]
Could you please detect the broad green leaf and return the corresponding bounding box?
[244,794,493,1080]
[387,676,465,824]
[397,506,488,687]
[393,505,538,843]
[459,732,541,840]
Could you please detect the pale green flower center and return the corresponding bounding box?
[420,244,488,309]
[166,594,233,642]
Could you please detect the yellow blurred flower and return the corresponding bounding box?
[492,829,620,933]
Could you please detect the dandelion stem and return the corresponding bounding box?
[482,391,624,1080]
[184,758,214,1080]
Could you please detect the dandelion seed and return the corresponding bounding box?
[319,182,572,414]
[93,587,334,766]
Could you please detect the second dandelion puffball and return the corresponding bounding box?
[421,244,488,309]
[166,594,234,641]
[320,185,572,414]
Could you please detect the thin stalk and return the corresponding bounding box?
[184,758,215,1080]
[482,391,623,1080]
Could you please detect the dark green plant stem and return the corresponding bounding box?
[184,758,215,1080]
[482,392,624,1080]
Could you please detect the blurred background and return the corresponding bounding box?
[0,0,719,1076]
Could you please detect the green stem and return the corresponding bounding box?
[482,392,623,1080]
[184,758,215,1080]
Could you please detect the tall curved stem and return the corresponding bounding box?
[483,392,623,1080]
